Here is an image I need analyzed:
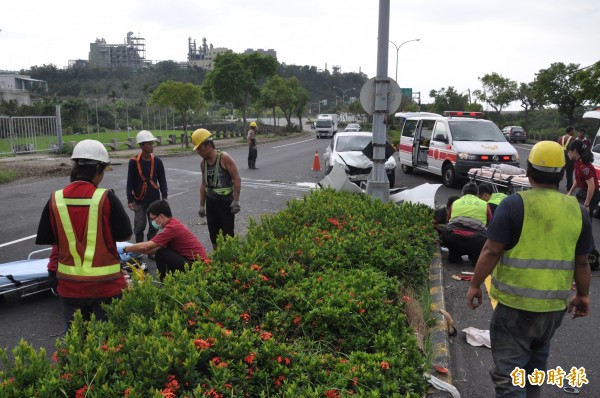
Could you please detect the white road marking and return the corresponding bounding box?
[0,234,37,248]
[272,138,315,149]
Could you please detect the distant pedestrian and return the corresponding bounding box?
[126,130,168,244]
[567,139,600,218]
[247,121,258,169]
[467,141,592,397]
[118,200,209,281]
[576,128,592,147]
[558,126,576,191]
[36,140,132,327]
[192,128,241,250]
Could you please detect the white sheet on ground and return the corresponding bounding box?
[389,183,441,208]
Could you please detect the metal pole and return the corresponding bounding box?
[366,0,391,201]
[389,38,420,83]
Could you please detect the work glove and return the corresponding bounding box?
[47,270,58,294]
[230,201,241,215]
[198,207,206,218]
[117,246,126,255]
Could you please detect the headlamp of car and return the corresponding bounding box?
[458,153,479,161]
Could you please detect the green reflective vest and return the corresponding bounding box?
[450,194,488,225]
[488,192,507,206]
[53,188,121,280]
[491,189,582,312]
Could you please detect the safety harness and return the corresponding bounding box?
[131,153,159,201]
[203,151,234,196]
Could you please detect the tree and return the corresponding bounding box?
[531,62,585,125]
[473,73,517,123]
[577,61,600,106]
[516,82,542,130]
[428,86,470,114]
[293,82,311,130]
[149,81,205,147]
[203,52,278,124]
[259,75,287,125]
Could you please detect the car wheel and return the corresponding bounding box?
[388,168,396,189]
[401,164,414,174]
[442,163,457,188]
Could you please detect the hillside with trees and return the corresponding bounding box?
[1,57,599,137]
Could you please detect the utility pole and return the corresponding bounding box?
[366,0,391,201]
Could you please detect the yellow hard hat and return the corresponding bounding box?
[192,128,212,150]
[250,122,257,128]
[528,141,565,172]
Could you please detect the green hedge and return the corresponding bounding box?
[0,189,436,397]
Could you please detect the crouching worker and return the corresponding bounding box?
[121,200,209,280]
[442,182,492,265]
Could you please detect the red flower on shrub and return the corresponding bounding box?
[59,373,72,380]
[276,356,291,365]
[274,375,285,387]
[296,249,303,255]
[260,274,269,281]
[210,356,228,368]
[259,331,273,341]
[194,339,212,350]
[75,385,90,398]
[324,389,340,398]
[182,302,196,310]
[240,312,250,323]
[244,352,256,364]
[380,361,391,370]
[124,388,131,397]
[250,264,261,271]
[293,315,301,325]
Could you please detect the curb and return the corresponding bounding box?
[427,247,454,397]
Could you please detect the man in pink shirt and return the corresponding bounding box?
[120,200,209,280]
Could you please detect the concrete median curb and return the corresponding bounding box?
[427,247,454,397]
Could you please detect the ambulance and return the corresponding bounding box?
[397,111,520,187]
[585,108,600,178]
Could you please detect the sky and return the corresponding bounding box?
[1,0,598,106]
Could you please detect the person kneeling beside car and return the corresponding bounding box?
[120,200,209,280]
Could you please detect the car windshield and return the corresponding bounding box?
[316,120,332,128]
[449,121,505,142]
[346,124,360,130]
[336,135,372,152]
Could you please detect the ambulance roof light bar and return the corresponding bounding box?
[443,111,485,118]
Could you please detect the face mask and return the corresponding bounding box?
[151,220,161,230]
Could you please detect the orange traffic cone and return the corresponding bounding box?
[312,150,321,171]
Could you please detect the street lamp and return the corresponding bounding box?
[389,38,420,82]
[333,86,356,104]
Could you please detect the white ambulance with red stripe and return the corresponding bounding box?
[397,111,520,187]
[585,108,600,179]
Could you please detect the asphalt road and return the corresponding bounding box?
[1,136,598,397]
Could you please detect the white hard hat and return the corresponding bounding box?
[136,130,157,144]
[71,139,110,165]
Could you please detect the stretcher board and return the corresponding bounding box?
[468,166,531,194]
[0,242,143,297]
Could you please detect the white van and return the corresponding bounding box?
[584,108,600,178]
[397,111,520,187]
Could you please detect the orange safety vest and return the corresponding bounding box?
[51,188,122,282]
[131,153,160,201]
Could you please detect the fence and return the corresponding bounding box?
[0,106,62,156]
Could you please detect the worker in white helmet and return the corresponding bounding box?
[35,139,133,327]
[126,130,169,246]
